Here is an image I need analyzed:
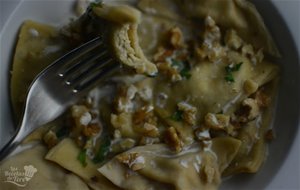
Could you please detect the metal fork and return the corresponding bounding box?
[0,37,119,161]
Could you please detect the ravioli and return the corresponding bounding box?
[0,145,89,190]
[10,20,71,120]
[2,0,280,190]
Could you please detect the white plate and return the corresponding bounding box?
[1,0,299,189]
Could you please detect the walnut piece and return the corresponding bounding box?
[204,113,230,130]
[225,29,243,50]
[265,129,275,141]
[116,85,138,113]
[140,122,159,137]
[43,130,58,149]
[254,89,270,108]
[244,79,259,94]
[177,102,197,126]
[196,16,226,62]
[236,98,260,122]
[169,26,184,48]
[164,127,182,152]
[156,61,182,82]
[153,46,173,62]
[117,152,145,171]
[82,123,101,137]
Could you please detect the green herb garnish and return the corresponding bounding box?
[180,68,192,79]
[225,62,243,83]
[171,59,192,79]
[171,59,185,70]
[225,73,235,82]
[93,137,111,164]
[90,0,104,8]
[77,149,87,167]
[170,110,184,121]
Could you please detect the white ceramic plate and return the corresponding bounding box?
[1,0,299,189]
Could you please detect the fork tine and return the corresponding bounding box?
[73,60,119,93]
[56,37,102,75]
[66,52,112,85]
[60,46,107,78]
[64,49,109,83]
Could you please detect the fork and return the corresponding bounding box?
[0,36,119,161]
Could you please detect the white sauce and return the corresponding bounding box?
[193,162,200,173]
[222,93,242,113]
[43,45,61,54]
[29,28,39,37]
[79,112,92,126]
[156,92,168,108]
[179,159,189,168]
[138,86,153,101]
[129,156,145,168]
[195,129,210,140]
[195,155,202,164]
[210,114,219,125]
[203,140,218,160]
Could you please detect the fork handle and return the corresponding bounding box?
[0,128,26,162]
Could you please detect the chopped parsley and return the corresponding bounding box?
[171,59,192,79]
[90,0,104,8]
[180,68,192,79]
[170,110,184,121]
[225,62,243,83]
[225,73,235,82]
[93,137,111,164]
[77,149,88,167]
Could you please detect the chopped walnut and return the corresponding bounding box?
[236,98,260,122]
[225,30,243,50]
[253,89,270,108]
[116,85,138,113]
[265,129,275,141]
[194,128,211,141]
[243,98,260,120]
[117,152,145,171]
[244,79,259,94]
[111,138,136,153]
[82,123,101,137]
[133,109,158,137]
[196,16,226,62]
[156,61,182,82]
[43,130,58,149]
[204,113,230,130]
[241,44,264,65]
[153,46,174,62]
[177,102,197,126]
[137,86,153,101]
[120,138,136,150]
[140,122,159,137]
[164,127,182,152]
[71,105,92,128]
[242,44,255,57]
[169,26,184,48]
[111,113,132,129]
[133,109,156,125]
